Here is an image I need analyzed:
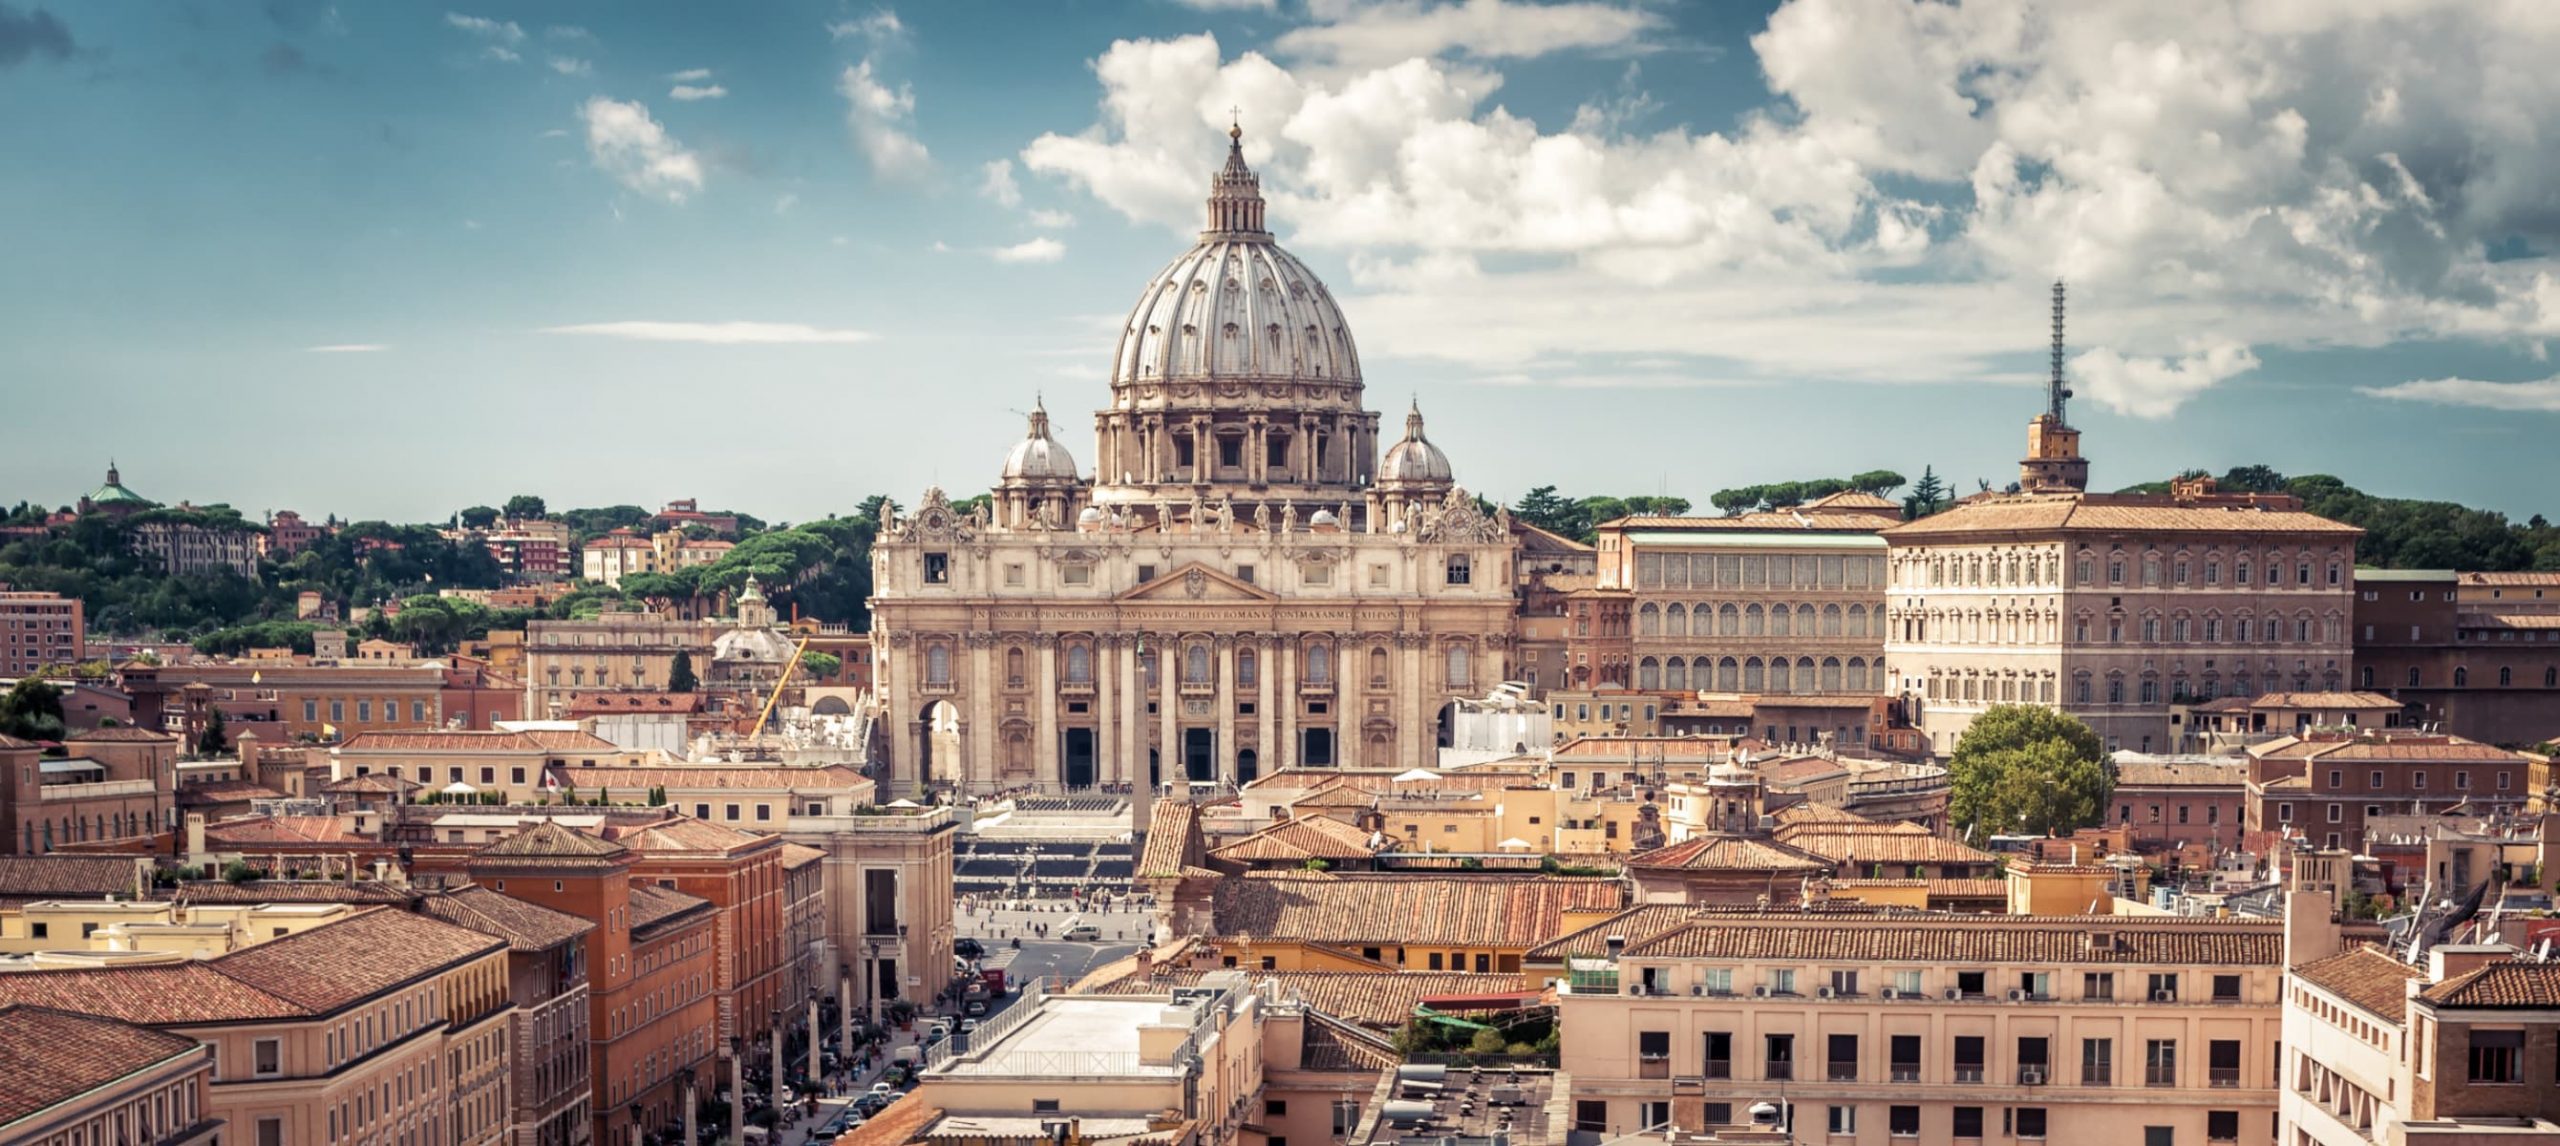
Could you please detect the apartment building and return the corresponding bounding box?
[120,660,454,742]
[2243,731,2533,852]
[263,510,326,557]
[2353,569,2560,746]
[0,1005,221,1145]
[0,728,175,855]
[1556,910,2285,1146]
[0,590,83,677]
[0,906,515,1146]
[418,886,596,1146]
[783,802,959,1024]
[129,518,261,580]
[2109,755,2250,854]
[522,611,732,718]
[579,529,657,587]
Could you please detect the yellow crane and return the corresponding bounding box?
[748,632,816,739]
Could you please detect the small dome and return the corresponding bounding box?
[1378,400,1452,485]
[1002,399,1079,483]
[1077,506,1103,527]
[1310,509,1339,527]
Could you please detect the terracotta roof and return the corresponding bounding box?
[608,816,778,856]
[477,820,629,862]
[204,815,369,845]
[1138,803,1206,879]
[1212,873,1623,948]
[340,731,563,753]
[522,729,619,751]
[2459,612,2560,630]
[1606,511,1898,533]
[1628,836,1829,874]
[543,764,870,790]
[2249,692,2402,710]
[1885,493,2360,539]
[1089,967,1522,1030]
[780,842,826,870]
[1623,913,2281,965]
[0,964,303,1025]
[567,692,707,715]
[319,773,421,794]
[0,735,34,751]
[1556,737,1734,760]
[173,879,415,905]
[1771,803,1873,828]
[2294,947,2422,1019]
[1209,817,1384,864]
[835,1098,940,1146]
[0,1006,204,1125]
[2255,736,2524,764]
[1921,878,2010,900]
[1300,1010,1401,1071]
[176,779,288,805]
[2115,760,2250,789]
[628,882,714,935]
[1780,831,1997,867]
[2419,961,2560,1009]
[0,856,144,902]
[1525,903,1724,962]
[63,727,177,743]
[2459,572,2560,587]
[419,886,594,952]
[213,907,505,1011]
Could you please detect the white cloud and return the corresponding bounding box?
[669,83,727,101]
[547,55,591,76]
[539,321,875,345]
[1027,208,1076,229]
[578,97,705,203]
[1275,0,1663,68]
[667,67,713,82]
[1017,6,2560,410]
[546,25,593,42]
[989,237,1067,264]
[482,45,521,63]
[839,60,931,179]
[2360,375,2560,413]
[979,159,1023,207]
[1169,0,1274,9]
[775,192,800,214]
[827,9,906,48]
[304,343,388,353]
[444,12,524,45]
[2067,340,2260,420]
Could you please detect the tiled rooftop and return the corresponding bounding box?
[1627,836,1828,873]
[419,885,595,952]
[1884,492,2361,537]
[1212,872,1623,947]
[1777,830,1998,867]
[1208,816,1384,864]
[542,763,870,790]
[2419,960,2560,1009]
[627,882,714,935]
[0,1005,204,1126]
[2115,760,2251,788]
[1621,912,2282,965]
[0,856,146,903]
[213,907,506,1010]
[2293,946,2422,1020]
[1088,967,1525,1029]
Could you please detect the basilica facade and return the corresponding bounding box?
[867,128,1519,798]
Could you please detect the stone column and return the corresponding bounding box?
[1159,634,1179,784]
[1215,635,1238,787]
[1036,636,1060,789]
[1255,634,1275,777]
[1398,635,1425,767]
[1278,642,1298,771]
[1121,635,1142,785]
[809,994,823,1085]
[1095,636,1117,786]
[967,634,996,793]
[1337,635,1358,769]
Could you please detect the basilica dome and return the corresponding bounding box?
[1001,399,1079,483]
[1109,127,1361,393]
[1378,400,1452,486]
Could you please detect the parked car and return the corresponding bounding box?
[1061,923,1101,942]
[963,999,988,1017]
[954,937,985,959]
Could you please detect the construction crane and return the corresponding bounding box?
[748,631,817,739]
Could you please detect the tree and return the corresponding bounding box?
[1847,470,1907,497]
[667,650,698,693]
[1946,705,2110,844]
[1511,486,1584,538]
[196,707,229,756]
[1903,466,1950,519]
[0,675,66,742]
[457,505,502,529]
[502,495,547,520]
[799,650,843,680]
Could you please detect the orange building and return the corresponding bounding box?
[609,817,792,1052]
[467,823,718,1146]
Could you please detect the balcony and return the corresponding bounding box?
[2209,1067,2242,1089]
[1639,1056,1671,1080]
[1828,1063,1858,1082]
[1765,1062,1794,1082]
[2146,1068,2178,1088]
[2017,1066,2049,1086]
[1953,1066,1984,1084]
[1702,1061,1732,1081]
[1890,1065,1921,1083]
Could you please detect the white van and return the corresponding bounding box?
[1062,923,1102,942]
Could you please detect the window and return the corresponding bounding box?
[1889,1106,1920,1138]
[2082,1037,2113,1086]
[1956,969,1987,997]
[1034,1100,1062,1113]
[2148,972,2178,1002]
[1828,1033,1859,1081]
[1574,1101,1607,1133]
[257,1118,285,1146]
[2207,1111,2238,1142]
[2016,1108,2047,1139]
[2208,1039,2241,1088]
[1766,1033,1795,1080]
[1265,1100,1288,1117]
[2211,974,2241,1003]
[2145,1039,2178,1087]
[1446,556,1473,585]
[1769,968,1797,995]
[1954,1035,1985,1083]
[923,552,949,584]
[1829,970,1860,996]
[1702,1103,1731,1126]
[1891,969,1923,995]
[2469,1029,2524,1083]
[1952,1106,1984,1139]
[1827,1106,1857,1135]
[1703,1032,1733,1079]
[254,1037,281,1076]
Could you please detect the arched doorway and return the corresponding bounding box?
[1435,702,1458,749]
[1235,748,1258,786]
[917,700,960,792]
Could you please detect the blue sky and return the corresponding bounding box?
[5,0,2559,525]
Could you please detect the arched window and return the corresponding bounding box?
[2359,665,2373,689]
[1665,657,1688,691]
[1742,657,1765,692]
[1769,606,1791,637]
[2547,666,2557,689]
[2499,666,2512,687]
[1744,605,1765,636]
[1717,657,1740,691]
[1845,658,1868,691]
[1447,644,1472,688]
[1306,644,1331,685]
[2407,667,2422,687]
[1822,604,1843,636]
[1185,644,1211,684]
[1638,603,1661,636]
[1798,604,1818,633]
[1719,604,1740,636]
[1370,646,1389,684]
[2140,679,2159,705]
[1638,657,1661,690]
[1666,604,1687,633]
[1769,658,1792,693]
[926,644,951,686]
[1238,648,1257,687]
[1006,646,1026,685]
[2106,676,2124,704]
[1820,657,1843,692]
[2039,677,2055,703]
[2074,674,2092,704]
[1693,605,1715,637]
[1847,605,1867,638]
[1065,643,1092,684]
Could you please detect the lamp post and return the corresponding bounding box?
[729,1036,745,1146]
[839,962,856,1071]
[679,1066,698,1146]
[868,941,883,1026]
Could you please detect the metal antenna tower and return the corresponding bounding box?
[2049,279,2072,426]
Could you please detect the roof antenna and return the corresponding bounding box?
[2049,278,2072,428]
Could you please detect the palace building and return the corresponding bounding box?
[867,128,1519,803]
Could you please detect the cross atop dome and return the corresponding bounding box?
[1206,118,1267,237]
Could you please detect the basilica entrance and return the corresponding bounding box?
[1236,748,1257,785]
[1182,728,1216,782]
[1301,728,1335,767]
[1063,728,1095,788]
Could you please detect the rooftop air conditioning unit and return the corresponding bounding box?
[1816,986,1836,1000]
[1752,985,1773,999]
[2151,990,2176,1002]
[2005,988,2027,1002]
[1944,988,1963,1002]
[1879,987,1900,1000]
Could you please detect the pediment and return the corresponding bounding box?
[1116,561,1280,603]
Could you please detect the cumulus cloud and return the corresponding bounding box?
[667,67,712,82]
[1275,0,1662,68]
[2068,340,2260,420]
[979,159,1023,207]
[989,237,1067,264]
[1027,208,1075,229]
[0,2,74,68]
[2360,376,2560,413]
[670,83,726,101]
[539,321,874,345]
[827,9,906,48]
[444,11,523,44]
[839,60,930,179]
[578,97,705,203]
[1170,0,1274,8]
[304,343,387,353]
[1017,4,2560,406]
[547,55,591,76]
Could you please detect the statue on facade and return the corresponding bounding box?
[1280,499,1298,531]
[1217,494,1236,533]
[1253,499,1272,532]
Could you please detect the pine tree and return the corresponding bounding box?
[668,650,697,693]
[1903,466,1950,519]
[196,707,229,756]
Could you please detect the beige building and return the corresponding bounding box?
[578,529,656,586]
[1555,908,2285,1145]
[867,130,1519,800]
[783,802,958,1026]
[0,1004,221,1146]
[1884,371,2358,754]
[521,611,733,717]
